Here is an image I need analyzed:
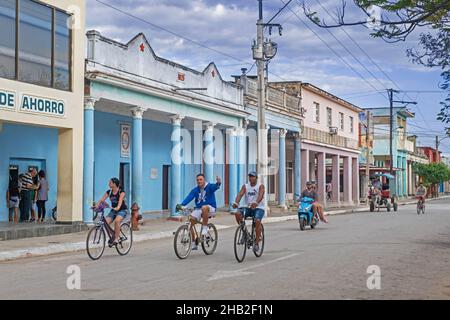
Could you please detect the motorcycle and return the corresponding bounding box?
[297,196,319,231]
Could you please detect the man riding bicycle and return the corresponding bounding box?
[416,183,427,203]
[232,171,265,253]
[94,177,127,246]
[177,174,221,250]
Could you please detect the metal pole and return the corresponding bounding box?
[256,0,268,213]
[365,110,371,202]
[388,89,395,197]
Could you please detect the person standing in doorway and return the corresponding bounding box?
[6,179,20,223]
[29,168,39,223]
[19,170,33,222]
[37,170,49,223]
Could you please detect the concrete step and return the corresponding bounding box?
[0,222,88,241]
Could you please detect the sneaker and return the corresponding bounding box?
[201,226,209,236]
[253,243,260,252]
[191,243,198,250]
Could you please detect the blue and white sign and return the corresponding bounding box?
[0,89,16,110]
[20,94,65,117]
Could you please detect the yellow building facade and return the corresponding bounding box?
[0,0,85,222]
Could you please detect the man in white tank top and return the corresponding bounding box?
[232,171,265,252]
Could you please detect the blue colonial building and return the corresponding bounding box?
[83,31,249,221]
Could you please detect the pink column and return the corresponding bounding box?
[317,152,326,204]
[343,156,353,205]
[352,157,360,205]
[332,154,340,205]
[301,149,309,191]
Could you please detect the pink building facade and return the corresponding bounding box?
[272,82,362,207]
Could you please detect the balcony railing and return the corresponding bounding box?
[244,78,304,117]
[303,126,359,150]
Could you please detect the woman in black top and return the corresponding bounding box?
[6,180,20,223]
[95,177,127,245]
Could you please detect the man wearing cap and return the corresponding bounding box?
[232,171,265,252]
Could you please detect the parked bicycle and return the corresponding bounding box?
[233,208,265,263]
[173,207,218,259]
[86,202,133,260]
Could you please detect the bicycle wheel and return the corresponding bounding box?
[234,225,247,263]
[86,226,106,260]
[422,204,425,214]
[417,203,421,215]
[174,225,192,259]
[253,223,265,257]
[116,222,133,256]
[201,223,218,255]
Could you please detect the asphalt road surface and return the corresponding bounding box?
[1,198,449,300]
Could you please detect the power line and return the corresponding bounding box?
[92,0,292,82]
[280,0,388,100]
[313,0,396,90]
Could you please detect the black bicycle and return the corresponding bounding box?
[86,203,133,260]
[233,208,265,263]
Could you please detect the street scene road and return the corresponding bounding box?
[0,198,449,300]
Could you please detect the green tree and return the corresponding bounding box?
[303,0,450,132]
[413,162,450,197]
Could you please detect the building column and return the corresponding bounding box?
[352,157,360,205]
[278,129,287,209]
[83,97,97,224]
[309,151,316,182]
[228,128,238,210]
[403,157,408,197]
[317,152,326,205]
[131,107,145,207]
[293,133,302,199]
[170,115,184,216]
[301,149,309,191]
[343,156,352,205]
[204,122,215,183]
[237,124,247,189]
[331,154,340,205]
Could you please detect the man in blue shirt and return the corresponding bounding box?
[178,174,221,248]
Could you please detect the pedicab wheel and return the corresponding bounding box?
[370,202,375,212]
[393,202,398,212]
[86,226,106,260]
[422,204,425,214]
[253,224,265,258]
[299,217,306,231]
[201,223,218,255]
[174,225,192,259]
[386,202,391,212]
[234,226,247,263]
[115,222,133,256]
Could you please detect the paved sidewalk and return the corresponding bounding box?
[1,195,448,262]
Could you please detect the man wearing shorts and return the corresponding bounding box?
[179,174,221,250]
[232,171,265,252]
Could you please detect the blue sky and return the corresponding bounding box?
[86,0,450,156]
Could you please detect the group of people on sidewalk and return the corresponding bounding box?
[6,168,49,223]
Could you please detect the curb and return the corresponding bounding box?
[1,196,448,262]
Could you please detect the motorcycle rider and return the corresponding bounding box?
[299,181,328,223]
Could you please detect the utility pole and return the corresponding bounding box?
[388,88,416,198]
[388,89,396,195]
[435,135,439,163]
[256,0,267,199]
[365,110,371,202]
[253,0,288,213]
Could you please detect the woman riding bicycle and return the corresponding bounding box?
[94,177,127,246]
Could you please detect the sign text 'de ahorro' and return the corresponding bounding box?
[0,89,65,117]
